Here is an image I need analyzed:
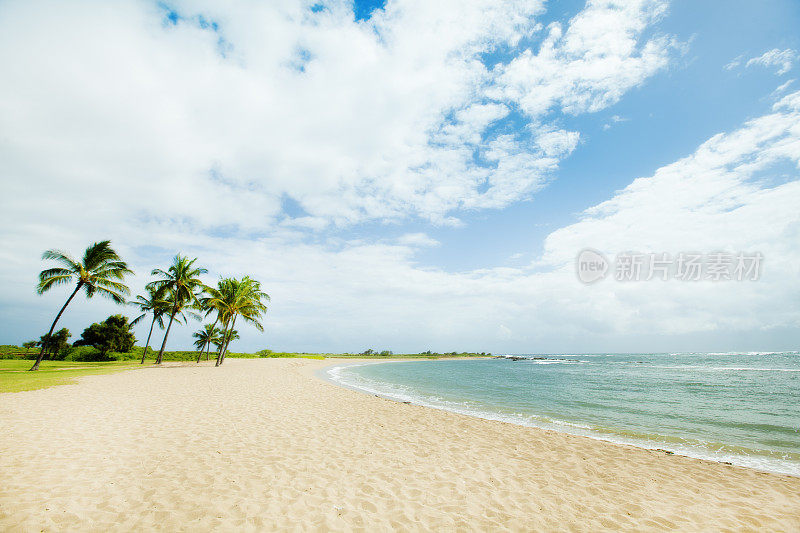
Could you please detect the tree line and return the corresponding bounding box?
[29,240,269,371]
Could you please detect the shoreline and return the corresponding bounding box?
[315,358,800,479]
[2,358,799,530]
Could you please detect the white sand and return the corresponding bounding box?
[1,358,799,531]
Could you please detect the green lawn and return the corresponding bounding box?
[0,360,141,393]
[0,351,487,393]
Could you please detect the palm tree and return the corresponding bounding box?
[130,285,171,364]
[193,324,221,363]
[211,335,226,355]
[196,282,225,361]
[203,277,236,365]
[213,276,269,366]
[220,328,239,354]
[31,240,132,371]
[211,329,239,356]
[147,255,207,365]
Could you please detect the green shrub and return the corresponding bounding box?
[66,345,107,361]
[74,315,136,358]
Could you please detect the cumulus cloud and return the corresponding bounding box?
[491,0,677,116]
[13,0,784,353]
[538,89,800,337]
[0,0,676,230]
[4,90,798,352]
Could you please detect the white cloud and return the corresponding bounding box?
[534,128,581,157]
[745,48,797,75]
[4,91,798,353]
[772,79,795,96]
[14,0,792,353]
[537,90,800,336]
[602,114,629,130]
[0,0,676,231]
[491,0,677,116]
[724,55,743,71]
[397,233,440,248]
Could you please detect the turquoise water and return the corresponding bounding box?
[327,352,800,476]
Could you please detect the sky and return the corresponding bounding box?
[1,0,799,354]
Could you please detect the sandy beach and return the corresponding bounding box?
[1,358,799,532]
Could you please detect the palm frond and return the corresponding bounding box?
[238,313,265,332]
[82,240,119,270]
[93,285,127,304]
[130,312,147,327]
[92,277,132,296]
[37,274,73,294]
[41,249,80,272]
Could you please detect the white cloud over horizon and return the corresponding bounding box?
[1,1,798,353]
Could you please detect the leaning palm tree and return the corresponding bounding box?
[203,277,237,365]
[130,285,171,364]
[220,328,239,355]
[211,329,239,358]
[147,255,207,365]
[193,323,221,363]
[196,282,226,361]
[214,276,269,366]
[31,240,132,371]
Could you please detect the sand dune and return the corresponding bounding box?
[1,358,799,531]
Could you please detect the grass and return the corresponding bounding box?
[0,360,141,393]
[0,346,488,393]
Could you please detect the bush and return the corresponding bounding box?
[0,345,38,359]
[74,315,136,358]
[66,345,106,361]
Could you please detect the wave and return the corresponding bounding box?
[651,365,800,372]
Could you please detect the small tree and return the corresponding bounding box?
[38,328,71,360]
[193,324,221,363]
[74,315,136,359]
[130,285,170,364]
[22,341,37,350]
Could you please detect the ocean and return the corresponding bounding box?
[326,352,800,476]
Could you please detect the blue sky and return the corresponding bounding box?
[1,0,799,353]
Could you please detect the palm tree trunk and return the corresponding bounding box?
[204,317,219,361]
[29,282,82,371]
[215,321,229,367]
[140,315,156,364]
[195,340,207,364]
[219,315,237,366]
[155,309,177,365]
